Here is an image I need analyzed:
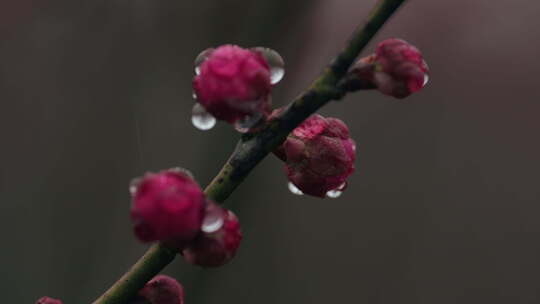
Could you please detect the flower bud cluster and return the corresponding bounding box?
[192,44,284,132]
[193,45,272,124]
[182,202,242,267]
[40,32,430,304]
[351,38,429,98]
[130,168,242,267]
[277,114,356,198]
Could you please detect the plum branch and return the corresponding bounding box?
[92,0,407,303]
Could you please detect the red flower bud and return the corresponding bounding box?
[352,38,428,98]
[193,45,272,124]
[138,275,184,304]
[36,297,62,304]
[281,114,356,198]
[130,168,205,244]
[182,202,242,267]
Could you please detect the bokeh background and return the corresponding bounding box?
[1,0,540,303]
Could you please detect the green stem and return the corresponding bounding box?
[92,244,176,304]
[92,1,406,303]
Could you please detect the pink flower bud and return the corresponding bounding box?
[182,202,242,267]
[352,38,428,98]
[130,168,205,244]
[36,297,63,304]
[281,114,356,198]
[193,45,272,124]
[138,275,184,304]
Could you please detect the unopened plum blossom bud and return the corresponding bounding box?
[137,275,184,304]
[280,114,356,198]
[351,38,428,98]
[36,297,63,304]
[193,44,272,124]
[130,168,205,244]
[182,202,242,267]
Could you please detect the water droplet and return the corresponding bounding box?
[288,182,303,195]
[191,103,216,131]
[326,182,346,199]
[326,189,342,198]
[192,91,197,100]
[201,207,224,234]
[270,67,285,85]
[253,47,285,84]
[234,112,263,133]
[129,178,142,196]
[194,48,214,75]
[423,73,429,87]
[168,167,194,179]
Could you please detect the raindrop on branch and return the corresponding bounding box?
[234,112,263,133]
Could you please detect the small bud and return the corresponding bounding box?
[138,275,184,304]
[280,114,356,198]
[351,38,428,98]
[182,202,242,267]
[36,297,63,304]
[130,168,205,244]
[193,45,272,125]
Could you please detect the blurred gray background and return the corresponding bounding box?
[1,0,540,303]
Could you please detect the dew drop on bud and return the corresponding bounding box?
[194,48,215,75]
[288,182,303,195]
[201,206,225,234]
[234,112,263,133]
[129,177,142,196]
[129,185,137,196]
[423,74,429,87]
[326,182,346,199]
[253,47,285,85]
[168,167,195,179]
[192,103,216,131]
[326,189,342,198]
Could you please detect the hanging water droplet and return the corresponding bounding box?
[234,112,263,133]
[288,182,303,195]
[270,67,285,85]
[129,185,137,195]
[423,73,429,87]
[326,189,342,198]
[191,103,216,131]
[326,182,346,199]
[192,91,197,100]
[253,47,285,84]
[129,178,142,196]
[338,182,347,190]
[194,48,214,75]
[201,207,224,234]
